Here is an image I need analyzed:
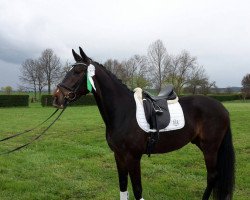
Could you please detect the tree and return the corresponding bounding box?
[104,59,128,83]
[1,86,13,94]
[170,51,197,95]
[147,40,169,92]
[102,40,214,95]
[39,49,61,94]
[20,58,47,100]
[124,55,150,89]
[61,60,72,74]
[199,80,216,95]
[17,85,27,93]
[161,50,215,95]
[104,56,150,90]
[20,59,39,100]
[36,60,47,99]
[104,59,122,76]
[186,65,209,94]
[241,73,250,100]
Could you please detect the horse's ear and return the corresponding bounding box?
[79,47,90,64]
[72,49,82,62]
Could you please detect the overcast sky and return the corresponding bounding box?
[0,0,249,89]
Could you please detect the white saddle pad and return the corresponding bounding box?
[134,88,185,133]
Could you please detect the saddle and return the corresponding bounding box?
[142,85,177,156]
[143,85,177,130]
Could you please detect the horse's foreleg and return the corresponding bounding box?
[127,154,144,200]
[115,153,129,200]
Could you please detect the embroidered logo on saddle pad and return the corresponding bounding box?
[134,88,185,132]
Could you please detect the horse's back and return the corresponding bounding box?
[179,95,229,120]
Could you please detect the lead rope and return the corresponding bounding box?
[0,108,66,155]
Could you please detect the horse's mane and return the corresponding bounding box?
[92,61,133,95]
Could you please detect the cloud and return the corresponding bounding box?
[0,0,249,87]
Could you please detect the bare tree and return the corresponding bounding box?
[62,60,72,74]
[20,59,38,100]
[172,51,197,95]
[199,80,216,95]
[17,85,28,93]
[161,50,215,95]
[147,40,169,92]
[20,58,47,100]
[104,59,122,76]
[104,56,150,89]
[36,60,47,98]
[102,40,214,95]
[57,60,73,82]
[104,59,128,83]
[39,49,61,94]
[186,65,208,94]
[124,55,150,89]
[241,73,250,100]
[124,58,137,88]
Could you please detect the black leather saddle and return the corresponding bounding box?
[143,85,177,101]
[143,85,177,130]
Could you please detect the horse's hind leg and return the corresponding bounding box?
[202,153,218,200]
[201,143,220,200]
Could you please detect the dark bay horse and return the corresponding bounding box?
[53,47,235,200]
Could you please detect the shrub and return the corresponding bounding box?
[41,94,96,107]
[0,95,29,107]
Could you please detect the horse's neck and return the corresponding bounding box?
[92,65,134,129]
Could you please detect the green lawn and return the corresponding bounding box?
[0,102,249,200]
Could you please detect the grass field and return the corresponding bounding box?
[0,102,249,200]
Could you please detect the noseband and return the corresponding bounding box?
[57,84,77,101]
[57,62,88,102]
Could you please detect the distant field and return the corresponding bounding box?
[0,102,249,200]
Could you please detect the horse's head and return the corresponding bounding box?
[53,47,90,108]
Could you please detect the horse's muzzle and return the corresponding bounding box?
[53,88,67,109]
[52,97,65,109]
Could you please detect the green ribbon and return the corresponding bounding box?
[87,74,92,92]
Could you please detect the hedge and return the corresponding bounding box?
[41,95,54,107]
[41,94,96,107]
[207,94,242,102]
[0,95,29,107]
[178,94,242,102]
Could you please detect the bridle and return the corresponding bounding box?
[57,62,89,102]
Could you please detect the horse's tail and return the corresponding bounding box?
[213,125,235,199]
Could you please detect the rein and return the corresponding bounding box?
[0,109,59,142]
[0,108,66,155]
[0,62,91,155]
